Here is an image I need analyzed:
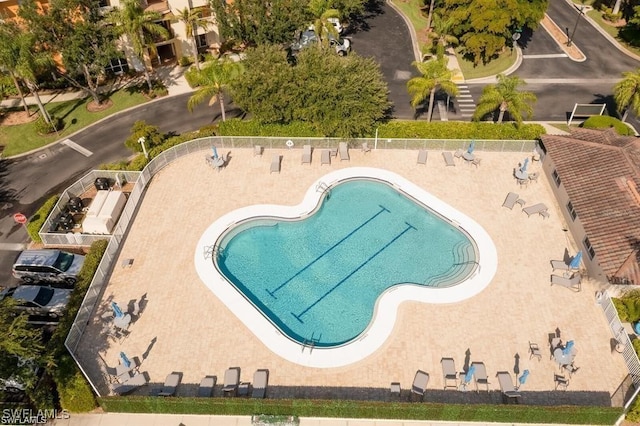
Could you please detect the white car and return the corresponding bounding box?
[327,17,343,34]
[291,29,351,56]
[0,285,71,318]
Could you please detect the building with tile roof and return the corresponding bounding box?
[540,127,640,285]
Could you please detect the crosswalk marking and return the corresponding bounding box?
[62,139,93,157]
[454,84,476,118]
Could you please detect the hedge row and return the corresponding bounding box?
[582,115,635,136]
[219,120,322,137]
[26,195,59,243]
[99,396,621,424]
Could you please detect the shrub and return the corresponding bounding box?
[178,56,193,67]
[628,394,640,422]
[218,119,322,137]
[151,80,168,98]
[198,124,219,137]
[26,195,59,243]
[124,120,165,153]
[34,116,62,134]
[582,115,635,135]
[98,161,129,170]
[184,67,200,88]
[127,154,149,171]
[613,297,630,322]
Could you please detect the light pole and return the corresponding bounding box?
[567,5,585,47]
[138,136,148,159]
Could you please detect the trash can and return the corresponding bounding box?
[94,177,110,191]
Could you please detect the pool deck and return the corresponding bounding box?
[77,146,628,407]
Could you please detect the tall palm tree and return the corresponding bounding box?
[427,13,458,60]
[176,7,209,71]
[0,22,31,113]
[473,74,536,125]
[107,0,169,92]
[614,69,640,122]
[187,59,243,121]
[308,0,340,45]
[407,58,459,122]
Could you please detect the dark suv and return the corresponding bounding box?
[12,249,85,286]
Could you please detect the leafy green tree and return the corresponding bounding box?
[0,21,30,113]
[107,0,169,92]
[614,69,640,121]
[427,13,458,59]
[473,73,536,125]
[176,7,209,71]
[19,0,119,105]
[187,59,244,122]
[308,0,341,45]
[124,120,165,152]
[407,58,459,122]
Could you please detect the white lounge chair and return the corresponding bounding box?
[198,375,216,397]
[254,145,263,156]
[301,145,312,164]
[550,260,575,272]
[222,367,240,396]
[471,362,489,392]
[156,372,182,397]
[443,151,455,166]
[496,371,521,402]
[410,370,429,401]
[502,192,519,209]
[111,372,148,395]
[362,142,371,153]
[522,203,548,217]
[339,142,349,161]
[252,369,269,398]
[551,273,581,291]
[321,150,331,166]
[417,149,428,165]
[270,154,281,173]
[440,358,458,389]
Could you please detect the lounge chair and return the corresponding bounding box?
[410,370,429,401]
[471,362,489,392]
[321,150,331,166]
[254,145,263,156]
[251,369,269,398]
[443,151,455,166]
[156,371,182,396]
[550,260,575,272]
[362,142,371,153]
[198,375,217,397]
[502,192,519,210]
[522,203,548,217]
[270,154,281,173]
[111,372,148,395]
[339,142,349,161]
[417,149,428,165]
[496,371,521,402]
[440,358,458,389]
[301,145,312,164]
[551,273,581,291]
[529,341,542,361]
[222,367,240,396]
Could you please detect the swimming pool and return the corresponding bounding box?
[195,167,497,367]
[215,179,478,347]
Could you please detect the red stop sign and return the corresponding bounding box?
[13,213,27,224]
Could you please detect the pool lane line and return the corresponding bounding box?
[291,221,417,323]
[266,205,391,299]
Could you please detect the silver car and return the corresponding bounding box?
[12,249,85,286]
[0,285,71,318]
[291,29,351,56]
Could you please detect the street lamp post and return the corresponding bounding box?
[567,5,585,47]
[138,136,148,159]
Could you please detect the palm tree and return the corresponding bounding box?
[0,22,31,113]
[427,13,458,60]
[614,69,640,122]
[308,0,341,46]
[473,74,536,125]
[176,7,209,71]
[186,59,243,121]
[407,58,459,122]
[107,0,169,92]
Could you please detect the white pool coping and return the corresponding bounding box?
[194,167,498,368]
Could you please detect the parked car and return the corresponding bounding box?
[12,249,85,286]
[0,285,71,318]
[327,17,344,34]
[291,29,351,56]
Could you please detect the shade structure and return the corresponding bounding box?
[518,369,530,387]
[563,340,575,355]
[111,302,123,318]
[467,140,475,154]
[569,251,582,269]
[120,351,131,368]
[521,157,529,173]
[464,364,476,384]
[212,146,218,159]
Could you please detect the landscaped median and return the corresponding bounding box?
[99,397,621,424]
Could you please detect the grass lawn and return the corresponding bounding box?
[0,89,148,157]
[390,0,428,38]
[586,10,640,57]
[456,48,518,80]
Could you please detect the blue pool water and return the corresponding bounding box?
[215,179,477,347]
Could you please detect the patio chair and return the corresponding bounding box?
[454,149,463,161]
[301,145,312,164]
[339,142,350,161]
[222,367,240,396]
[362,142,371,154]
[528,172,539,183]
[539,210,550,219]
[562,363,580,378]
[156,371,182,397]
[417,149,428,165]
[522,203,548,217]
[550,273,581,292]
[502,192,519,210]
[270,154,281,173]
[251,369,269,398]
[496,371,521,402]
[99,355,118,384]
[472,157,482,168]
[471,362,489,392]
[554,374,569,390]
[442,151,455,166]
[321,150,331,166]
[529,341,542,361]
[440,358,458,389]
[254,145,263,157]
[111,372,148,395]
[410,370,429,401]
[550,259,574,272]
[198,375,217,397]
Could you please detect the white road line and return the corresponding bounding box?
[522,54,569,59]
[0,243,28,251]
[458,94,473,98]
[61,139,93,157]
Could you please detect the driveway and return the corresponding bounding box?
[347,1,418,119]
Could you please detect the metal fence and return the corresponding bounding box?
[63,135,537,396]
[599,290,640,405]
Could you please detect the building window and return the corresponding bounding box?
[566,201,577,221]
[105,57,128,75]
[197,34,207,48]
[552,170,561,187]
[583,237,595,260]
